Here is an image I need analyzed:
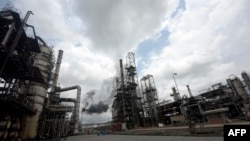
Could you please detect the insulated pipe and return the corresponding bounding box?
[56,85,81,135]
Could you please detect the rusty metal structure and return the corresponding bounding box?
[0,9,82,140]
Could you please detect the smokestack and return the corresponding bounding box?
[51,50,63,92]
[119,59,126,122]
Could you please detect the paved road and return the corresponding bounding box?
[65,135,223,141]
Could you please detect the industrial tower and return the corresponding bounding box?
[112,52,144,129]
[140,74,160,126]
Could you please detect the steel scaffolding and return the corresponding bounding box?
[140,74,160,126]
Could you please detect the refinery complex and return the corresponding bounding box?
[111,52,250,130]
[1,9,250,141]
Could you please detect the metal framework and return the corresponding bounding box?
[140,74,159,126]
[0,10,42,140]
[112,52,144,129]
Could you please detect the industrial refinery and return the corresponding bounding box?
[1,7,250,141]
[111,52,250,131]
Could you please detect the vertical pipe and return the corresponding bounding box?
[120,59,126,123]
[51,50,63,92]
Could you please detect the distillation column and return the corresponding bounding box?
[124,52,143,128]
[20,44,54,139]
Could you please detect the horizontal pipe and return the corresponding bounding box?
[56,85,81,135]
[60,98,76,102]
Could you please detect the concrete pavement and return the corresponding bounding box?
[65,135,223,141]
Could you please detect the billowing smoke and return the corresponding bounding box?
[81,89,95,109]
[81,77,116,115]
[86,89,95,102]
[82,101,109,114]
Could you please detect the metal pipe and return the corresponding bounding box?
[51,50,63,93]
[56,85,81,135]
[120,59,126,123]
[60,98,76,102]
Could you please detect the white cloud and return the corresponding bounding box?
[72,0,178,59]
[142,0,250,101]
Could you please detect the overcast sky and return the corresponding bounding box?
[1,0,250,123]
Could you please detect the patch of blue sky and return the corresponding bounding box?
[136,29,170,76]
[0,0,8,9]
[171,0,186,18]
[136,0,186,76]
